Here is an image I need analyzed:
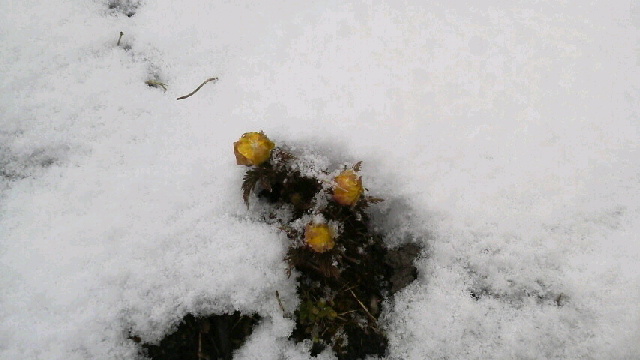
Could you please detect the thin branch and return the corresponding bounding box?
[198,331,209,360]
[276,291,286,314]
[276,291,293,318]
[117,31,124,46]
[177,77,219,100]
[348,289,378,326]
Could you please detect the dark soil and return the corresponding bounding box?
[132,312,260,360]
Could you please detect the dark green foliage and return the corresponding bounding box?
[241,143,421,359]
[286,201,390,359]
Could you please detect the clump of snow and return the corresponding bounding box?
[277,143,333,181]
[1,0,639,359]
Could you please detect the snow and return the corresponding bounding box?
[1,0,639,359]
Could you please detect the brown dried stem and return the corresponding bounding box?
[117,31,124,47]
[177,77,219,100]
[348,289,377,325]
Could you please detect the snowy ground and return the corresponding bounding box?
[1,1,639,359]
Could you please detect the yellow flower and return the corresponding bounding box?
[234,132,275,166]
[305,223,335,253]
[332,170,363,206]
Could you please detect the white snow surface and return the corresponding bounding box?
[1,1,639,359]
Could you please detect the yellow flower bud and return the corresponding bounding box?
[332,170,363,206]
[304,223,335,253]
[234,132,275,166]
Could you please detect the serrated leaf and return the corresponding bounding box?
[242,186,253,207]
[241,169,262,206]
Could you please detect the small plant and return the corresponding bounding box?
[235,131,419,359]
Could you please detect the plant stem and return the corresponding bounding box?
[177,77,219,100]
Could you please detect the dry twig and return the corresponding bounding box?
[276,291,286,314]
[348,289,378,326]
[177,77,219,100]
[117,31,124,46]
